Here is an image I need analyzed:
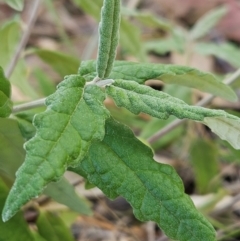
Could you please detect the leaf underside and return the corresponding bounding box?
[79,60,236,101]
[106,79,240,149]
[74,118,216,241]
[2,75,109,222]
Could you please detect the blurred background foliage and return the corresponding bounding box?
[0,0,240,240]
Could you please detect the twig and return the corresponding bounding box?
[12,98,46,113]
[5,0,41,78]
[147,68,240,144]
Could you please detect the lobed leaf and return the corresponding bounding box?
[106,79,240,149]
[96,0,121,78]
[79,60,236,101]
[2,75,109,222]
[73,118,216,241]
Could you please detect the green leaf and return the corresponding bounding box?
[0,21,38,99]
[15,112,36,140]
[0,21,20,66]
[0,118,25,182]
[122,8,172,31]
[190,6,228,40]
[0,91,12,118]
[0,177,34,241]
[204,116,240,149]
[190,139,219,194]
[36,211,75,241]
[107,80,240,149]
[120,18,146,61]
[4,0,24,11]
[0,66,11,98]
[2,75,110,221]
[34,49,80,78]
[0,67,12,117]
[195,42,240,68]
[73,118,216,241]
[79,60,236,101]
[44,177,92,215]
[73,0,102,20]
[96,0,121,78]
[34,68,56,96]
[107,79,231,121]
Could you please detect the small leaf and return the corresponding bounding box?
[2,75,109,221]
[195,42,240,68]
[36,211,75,241]
[34,49,80,78]
[190,6,228,40]
[4,0,24,11]
[107,80,240,149]
[0,118,25,181]
[204,116,240,149]
[44,177,92,215]
[0,177,34,241]
[73,118,216,241]
[106,79,231,121]
[79,60,236,101]
[96,0,121,78]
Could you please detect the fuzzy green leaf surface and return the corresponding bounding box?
[106,79,240,148]
[96,0,121,78]
[79,60,236,101]
[73,118,216,241]
[2,75,109,222]
[190,6,228,40]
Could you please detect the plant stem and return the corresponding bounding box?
[147,68,240,144]
[12,98,46,113]
[5,0,41,78]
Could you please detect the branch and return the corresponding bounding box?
[5,0,41,78]
[147,68,240,144]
